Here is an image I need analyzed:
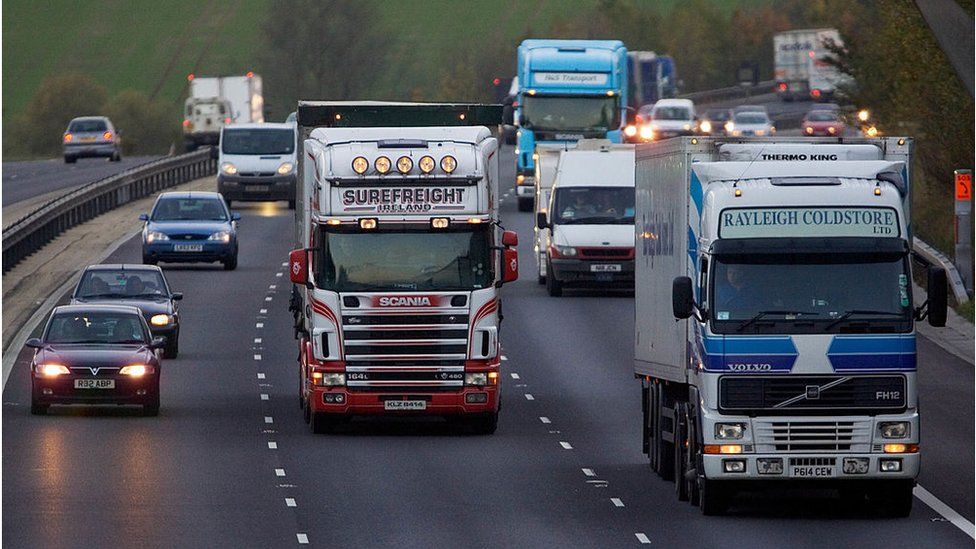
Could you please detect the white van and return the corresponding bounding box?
[535,142,635,296]
[649,98,697,139]
[217,123,298,209]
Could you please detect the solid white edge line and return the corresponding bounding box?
[275,468,286,477]
[2,227,141,389]
[611,497,624,507]
[635,533,651,544]
[915,485,976,540]
[297,533,309,544]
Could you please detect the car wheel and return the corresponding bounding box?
[545,260,562,297]
[64,156,76,164]
[143,255,158,266]
[223,255,238,271]
[163,335,179,359]
[30,401,49,415]
[143,391,160,417]
[537,274,546,285]
[288,199,296,210]
[111,151,121,162]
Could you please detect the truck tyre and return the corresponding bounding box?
[875,480,914,517]
[517,197,533,212]
[470,412,499,435]
[648,383,675,481]
[699,478,729,515]
[674,402,690,501]
[545,260,562,297]
[310,411,332,434]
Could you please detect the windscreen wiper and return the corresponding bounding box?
[735,310,819,332]
[824,310,906,330]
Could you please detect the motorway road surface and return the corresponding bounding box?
[2,155,159,207]
[2,145,972,547]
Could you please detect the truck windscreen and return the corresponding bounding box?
[222,129,294,155]
[315,227,493,292]
[710,253,912,334]
[521,95,619,132]
[552,187,634,225]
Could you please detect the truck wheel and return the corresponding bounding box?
[310,411,331,434]
[674,402,690,501]
[651,383,675,481]
[517,197,533,212]
[545,260,562,297]
[470,412,499,435]
[699,479,729,515]
[875,480,914,517]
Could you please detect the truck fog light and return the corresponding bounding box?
[335,393,344,403]
[879,422,910,439]
[723,459,746,473]
[465,392,488,404]
[880,459,902,472]
[324,393,345,404]
[715,423,745,440]
[465,373,487,386]
[757,458,783,474]
[843,457,869,474]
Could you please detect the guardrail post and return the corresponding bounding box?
[954,169,974,295]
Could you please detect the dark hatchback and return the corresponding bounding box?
[28,305,165,416]
[70,264,183,358]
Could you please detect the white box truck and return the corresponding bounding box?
[183,73,264,151]
[532,143,570,284]
[773,28,846,102]
[634,136,948,516]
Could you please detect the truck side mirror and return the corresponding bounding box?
[502,230,518,247]
[926,267,948,327]
[502,248,519,284]
[502,104,514,126]
[536,211,548,230]
[289,248,310,286]
[672,276,695,319]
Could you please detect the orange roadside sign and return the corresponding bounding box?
[956,171,972,201]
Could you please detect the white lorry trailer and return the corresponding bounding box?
[773,28,845,102]
[288,102,518,435]
[183,73,264,151]
[634,136,948,516]
[533,143,570,284]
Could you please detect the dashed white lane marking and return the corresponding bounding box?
[265,296,273,301]
[285,498,297,507]
[254,338,263,344]
[260,309,268,314]
[611,497,624,508]
[582,468,596,477]
[524,394,534,401]
[275,468,286,477]
[915,485,976,539]
[540,416,551,424]
[276,272,283,277]
[256,322,264,328]
[265,416,274,424]
[635,533,651,544]
[254,354,262,360]
[257,373,266,379]
[511,373,520,379]
[501,355,508,361]
[559,441,573,450]
[281,262,288,267]
[270,285,277,289]
[297,533,309,544]
[268,441,278,449]
[261,394,269,400]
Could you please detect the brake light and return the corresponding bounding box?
[182,119,190,127]
[811,89,822,98]
[63,133,73,143]
[224,117,231,124]
[103,131,113,140]
[777,82,787,91]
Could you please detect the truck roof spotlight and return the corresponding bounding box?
[375,156,391,174]
[419,155,436,174]
[440,155,457,173]
[396,156,413,174]
[352,156,369,174]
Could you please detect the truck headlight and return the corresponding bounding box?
[221,163,237,175]
[879,421,910,439]
[715,423,745,440]
[146,231,169,243]
[208,230,232,243]
[465,373,488,386]
[277,162,294,175]
[321,373,345,386]
[150,314,173,326]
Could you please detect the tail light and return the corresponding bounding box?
[777,82,787,91]
[224,117,231,124]
[63,133,73,143]
[811,89,822,98]
[182,119,190,127]
[103,131,113,140]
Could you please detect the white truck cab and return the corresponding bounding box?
[536,141,635,296]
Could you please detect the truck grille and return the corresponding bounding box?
[754,419,872,452]
[719,375,906,414]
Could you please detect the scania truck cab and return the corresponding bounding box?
[511,39,628,212]
[289,102,518,435]
[634,137,948,516]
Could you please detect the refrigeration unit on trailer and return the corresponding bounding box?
[289,102,518,435]
[634,136,947,516]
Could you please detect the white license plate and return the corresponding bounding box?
[791,466,835,478]
[590,264,622,272]
[74,379,115,389]
[384,400,427,411]
[173,244,203,252]
[246,185,270,192]
[80,136,98,143]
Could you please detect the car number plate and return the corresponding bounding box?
[590,264,622,272]
[74,379,115,389]
[80,136,98,142]
[246,185,270,192]
[791,465,835,478]
[384,400,426,411]
[173,244,203,252]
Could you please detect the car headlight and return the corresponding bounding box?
[37,364,70,377]
[208,230,232,243]
[725,122,734,132]
[755,130,765,136]
[146,231,169,243]
[715,423,745,440]
[683,123,691,130]
[553,245,577,257]
[150,314,173,326]
[277,162,294,175]
[700,120,712,133]
[465,373,488,386]
[221,163,237,175]
[624,124,637,137]
[879,421,910,439]
[638,125,654,141]
[120,364,151,377]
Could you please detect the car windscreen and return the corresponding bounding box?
[521,95,620,132]
[652,107,691,120]
[552,186,635,225]
[151,197,227,221]
[222,128,295,155]
[734,113,769,124]
[45,312,149,344]
[315,227,493,292]
[69,120,108,132]
[76,270,168,299]
[807,111,839,122]
[705,110,730,121]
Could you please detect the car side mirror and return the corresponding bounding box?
[171,292,183,301]
[231,212,241,221]
[25,338,43,349]
[502,248,519,284]
[289,248,310,286]
[502,230,518,247]
[139,213,149,221]
[502,104,514,126]
[672,276,695,319]
[536,211,549,230]
[151,336,167,349]
[925,267,948,327]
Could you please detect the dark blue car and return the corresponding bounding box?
[141,191,240,270]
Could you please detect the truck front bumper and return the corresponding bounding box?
[702,452,919,480]
[218,174,296,202]
[309,386,499,416]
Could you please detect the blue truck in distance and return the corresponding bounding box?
[627,51,678,110]
[512,39,628,211]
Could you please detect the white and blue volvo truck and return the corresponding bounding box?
[634,136,948,516]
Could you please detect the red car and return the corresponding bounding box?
[802,109,844,136]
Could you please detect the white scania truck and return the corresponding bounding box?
[634,136,948,515]
[288,102,518,435]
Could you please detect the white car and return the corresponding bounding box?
[649,98,697,139]
[725,110,776,137]
[217,123,298,209]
